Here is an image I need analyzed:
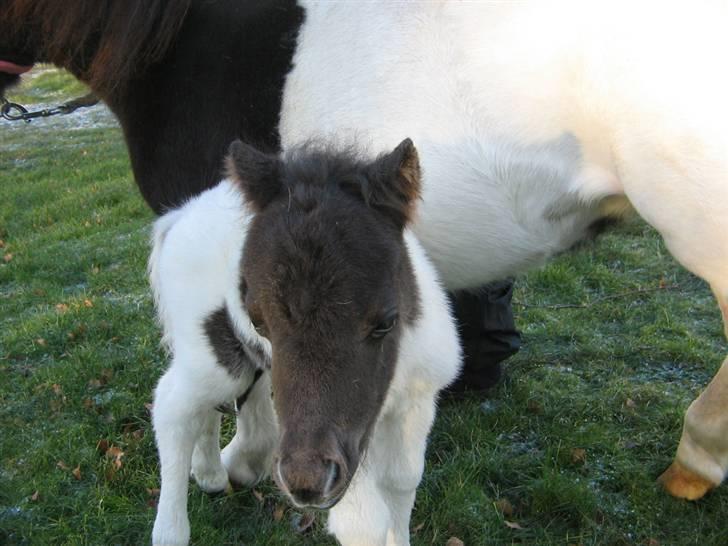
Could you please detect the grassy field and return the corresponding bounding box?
[1,70,726,546]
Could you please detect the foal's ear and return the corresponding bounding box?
[366,138,422,229]
[226,139,282,211]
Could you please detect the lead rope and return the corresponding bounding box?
[1,92,99,123]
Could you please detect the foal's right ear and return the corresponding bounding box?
[225,139,282,211]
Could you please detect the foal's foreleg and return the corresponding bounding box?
[221,372,277,486]
[190,410,229,493]
[152,369,206,546]
[328,394,437,546]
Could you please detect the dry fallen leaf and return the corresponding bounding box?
[504,520,524,530]
[106,446,125,469]
[273,504,285,522]
[291,512,315,534]
[35,338,47,347]
[445,538,465,546]
[3,253,13,263]
[146,488,161,498]
[97,439,110,453]
[83,298,93,308]
[412,522,425,534]
[252,489,264,504]
[494,498,514,517]
[72,465,82,480]
[571,448,587,464]
[52,384,63,396]
[625,398,637,409]
[56,460,69,471]
[55,303,69,313]
[30,490,40,502]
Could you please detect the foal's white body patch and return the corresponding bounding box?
[149,182,461,546]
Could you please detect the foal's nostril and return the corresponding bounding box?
[323,459,341,497]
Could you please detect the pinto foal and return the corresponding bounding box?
[149,139,461,546]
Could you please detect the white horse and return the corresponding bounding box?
[279,1,728,500]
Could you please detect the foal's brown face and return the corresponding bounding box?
[228,139,421,508]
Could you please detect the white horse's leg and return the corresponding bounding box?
[152,368,205,546]
[221,372,277,486]
[328,393,437,546]
[190,409,229,493]
[659,289,728,499]
[612,129,728,498]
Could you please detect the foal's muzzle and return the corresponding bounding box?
[275,447,348,509]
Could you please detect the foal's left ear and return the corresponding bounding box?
[225,139,283,211]
[366,138,422,228]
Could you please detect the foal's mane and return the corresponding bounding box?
[3,0,191,95]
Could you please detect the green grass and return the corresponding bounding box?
[2,70,727,545]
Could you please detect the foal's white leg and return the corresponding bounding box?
[152,368,205,546]
[221,372,277,486]
[190,410,229,493]
[328,393,437,546]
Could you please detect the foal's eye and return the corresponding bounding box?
[370,314,398,339]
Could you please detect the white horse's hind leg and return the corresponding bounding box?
[221,372,277,486]
[659,289,728,499]
[613,130,728,498]
[190,410,229,493]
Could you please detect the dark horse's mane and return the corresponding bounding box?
[2,0,190,95]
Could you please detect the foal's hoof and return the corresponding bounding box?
[191,467,230,494]
[658,461,716,500]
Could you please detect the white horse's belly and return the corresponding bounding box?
[281,2,616,289]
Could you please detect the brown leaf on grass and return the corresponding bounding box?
[91,266,100,275]
[146,488,160,498]
[494,498,514,517]
[55,303,69,313]
[0,239,4,248]
[147,498,158,510]
[100,368,114,383]
[97,439,110,453]
[571,448,587,465]
[30,490,40,502]
[445,538,465,546]
[646,539,660,546]
[52,384,63,396]
[106,446,125,469]
[412,522,425,534]
[56,460,69,471]
[144,402,154,413]
[625,398,637,409]
[35,338,47,347]
[3,253,13,263]
[273,504,285,522]
[504,520,524,530]
[291,512,315,534]
[72,465,82,480]
[83,298,93,308]
[252,489,264,504]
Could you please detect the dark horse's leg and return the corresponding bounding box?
[446,280,521,395]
